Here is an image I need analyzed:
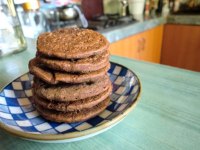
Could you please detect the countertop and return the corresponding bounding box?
[101,16,166,43]
[0,40,200,150]
[167,15,200,25]
[100,14,199,43]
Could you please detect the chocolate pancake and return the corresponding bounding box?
[37,28,109,59]
[29,58,110,84]
[35,97,110,123]
[33,85,112,112]
[36,51,109,73]
[33,75,111,102]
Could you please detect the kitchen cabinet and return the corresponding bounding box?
[161,24,200,72]
[109,25,164,63]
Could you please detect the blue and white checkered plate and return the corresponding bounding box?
[0,62,141,143]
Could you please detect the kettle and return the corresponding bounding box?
[58,4,88,28]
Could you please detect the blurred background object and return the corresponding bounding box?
[162,0,170,16]
[103,0,120,15]
[83,0,136,31]
[18,0,49,38]
[128,0,146,16]
[40,0,87,31]
[11,0,200,40]
[82,0,103,19]
[119,0,129,17]
[176,0,200,14]
[0,0,27,57]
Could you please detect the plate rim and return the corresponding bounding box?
[0,62,142,141]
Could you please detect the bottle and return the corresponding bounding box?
[119,0,128,17]
[173,0,180,12]
[0,0,27,57]
[145,0,150,16]
[20,0,48,38]
[156,0,163,14]
[162,0,170,16]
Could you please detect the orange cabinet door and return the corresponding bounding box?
[110,25,163,63]
[161,24,200,72]
[109,31,142,59]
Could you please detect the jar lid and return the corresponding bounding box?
[22,0,40,11]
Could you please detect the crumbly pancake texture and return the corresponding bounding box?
[35,51,109,73]
[29,58,110,84]
[35,97,110,123]
[33,75,111,102]
[37,28,109,59]
[33,85,112,112]
[29,27,112,123]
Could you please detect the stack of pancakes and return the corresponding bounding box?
[29,28,112,123]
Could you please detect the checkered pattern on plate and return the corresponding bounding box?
[0,62,140,134]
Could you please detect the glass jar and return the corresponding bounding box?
[0,0,27,57]
[19,0,49,38]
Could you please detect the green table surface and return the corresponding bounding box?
[0,40,200,150]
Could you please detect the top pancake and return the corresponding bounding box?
[37,28,109,59]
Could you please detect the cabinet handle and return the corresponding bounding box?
[137,38,142,52]
[141,37,146,51]
[137,38,146,52]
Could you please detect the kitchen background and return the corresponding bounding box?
[0,0,200,72]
